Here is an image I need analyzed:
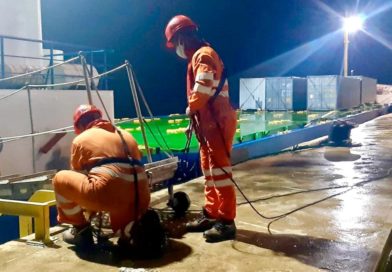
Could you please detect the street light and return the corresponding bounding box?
[342,16,364,76]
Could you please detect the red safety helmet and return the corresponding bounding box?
[165,15,198,48]
[73,104,102,134]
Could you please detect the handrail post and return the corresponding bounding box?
[80,53,93,105]
[49,46,54,89]
[125,61,152,163]
[0,37,4,79]
[90,51,94,81]
[103,51,108,90]
[26,84,36,173]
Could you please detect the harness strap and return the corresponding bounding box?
[115,128,141,231]
[93,156,143,168]
[208,68,227,106]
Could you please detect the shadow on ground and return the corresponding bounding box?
[234,229,379,272]
[70,211,200,269]
[72,238,192,269]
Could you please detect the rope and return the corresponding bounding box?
[0,56,80,83]
[131,67,173,156]
[0,63,129,146]
[0,86,27,101]
[28,63,127,89]
[0,126,73,142]
[265,168,392,232]
[114,117,139,125]
[0,118,143,144]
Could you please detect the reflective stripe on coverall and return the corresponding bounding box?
[52,120,150,233]
[187,46,237,221]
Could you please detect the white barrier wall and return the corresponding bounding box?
[0,0,44,67]
[0,89,114,176]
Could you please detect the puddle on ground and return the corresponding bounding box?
[323,148,361,162]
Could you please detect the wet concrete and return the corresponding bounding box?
[1,114,392,271]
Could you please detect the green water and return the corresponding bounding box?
[116,111,325,154]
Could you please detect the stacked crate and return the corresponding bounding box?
[265,77,307,111]
[307,75,361,111]
[349,76,377,104]
[239,78,266,110]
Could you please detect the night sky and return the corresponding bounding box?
[41,0,392,117]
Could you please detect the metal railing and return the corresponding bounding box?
[0,34,113,89]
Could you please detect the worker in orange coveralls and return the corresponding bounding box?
[165,15,237,242]
[52,104,151,247]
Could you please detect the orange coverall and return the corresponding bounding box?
[52,120,150,234]
[187,45,237,222]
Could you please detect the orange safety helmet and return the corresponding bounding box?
[73,104,102,134]
[165,15,197,48]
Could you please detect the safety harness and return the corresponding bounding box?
[208,68,227,106]
[88,128,143,240]
[191,67,228,151]
[88,127,166,257]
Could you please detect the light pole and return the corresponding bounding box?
[342,16,363,77]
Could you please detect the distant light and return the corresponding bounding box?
[343,16,364,33]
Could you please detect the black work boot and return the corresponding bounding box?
[62,225,94,247]
[186,209,216,232]
[203,221,236,243]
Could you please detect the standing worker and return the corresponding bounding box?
[52,104,165,256]
[165,15,237,242]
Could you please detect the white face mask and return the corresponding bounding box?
[175,42,187,59]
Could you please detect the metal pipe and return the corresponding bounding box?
[27,85,36,173]
[49,47,54,87]
[80,54,93,105]
[103,51,108,90]
[90,52,94,82]
[29,63,127,89]
[343,30,349,77]
[125,61,152,163]
[0,55,79,83]
[0,37,4,79]
[84,55,113,124]
[1,54,56,61]
[43,49,113,59]
[0,33,95,50]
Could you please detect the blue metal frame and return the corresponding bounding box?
[0,34,113,89]
[0,37,4,79]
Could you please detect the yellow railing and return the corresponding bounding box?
[0,190,56,244]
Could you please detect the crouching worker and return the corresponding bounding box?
[52,104,166,258]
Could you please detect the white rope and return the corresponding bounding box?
[0,64,142,146]
[0,117,140,144]
[28,63,128,89]
[0,56,80,83]
[0,86,27,101]
[0,63,126,102]
[0,131,74,144]
[1,126,74,141]
[92,63,128,80]
[29,78,85,89]
[114,118,138,125]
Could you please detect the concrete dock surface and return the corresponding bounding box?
[1,113,392,272]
